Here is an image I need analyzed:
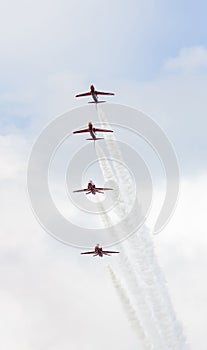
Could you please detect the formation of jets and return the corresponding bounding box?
[73,180,113,195]
[81,244,120,257]
[74,85,119,258]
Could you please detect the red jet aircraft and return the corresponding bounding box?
[73,121,113,141]
[73,180,113,195]
[75,84,115,103]
[81,244,120,257]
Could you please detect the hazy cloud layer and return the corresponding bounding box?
[164,46,207,72]
[1,1,207,348]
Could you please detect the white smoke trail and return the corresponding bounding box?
[107,265,152,350]
[131,223,189,348]
[97,107,188,349]
[128,228,186,350]
[96,146,167,350]
[97,108,135,209]
[95,143,129,223]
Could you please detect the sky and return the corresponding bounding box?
[1,1,207,349]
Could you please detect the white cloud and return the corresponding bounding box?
[164,46,207,73]
[155,175,207,350]
[0,133,138,350]
[1,120,207,349]
[110,71,207,179]
[1,11,207,346]
[0,134,27,180]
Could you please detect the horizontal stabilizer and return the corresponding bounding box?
[88,101,106,104]
[86,138,104,140]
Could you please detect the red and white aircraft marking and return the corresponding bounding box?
[73,121,113,141]
[73,180,113,195]
[75,84,115,104]
[81,244,120,257]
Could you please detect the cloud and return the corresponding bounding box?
[0,132,138,350]
[0,134,28,180]
[1,4,207,346]
[1,107,207,349]
[164,46,207,73]
[155,175,207,350]
[109,70,207,177]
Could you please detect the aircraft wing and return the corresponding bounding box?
[73,189,88,193]
[81,251,95,255]
[95,91,115,96]
[95,187,113,191]
[76,91,91,97]
[102,250,120,254]
[73,128,89,134]
[93,128,113,133]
